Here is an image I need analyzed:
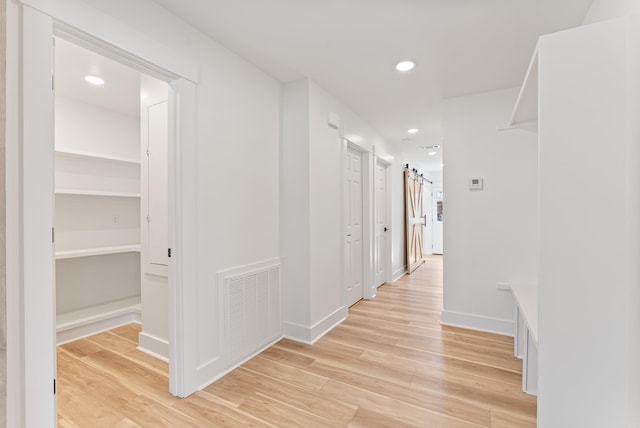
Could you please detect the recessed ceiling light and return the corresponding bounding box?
[396,61,416,72]
[427,151,437,156]
[408,128,419,134]
[85,75,105,86]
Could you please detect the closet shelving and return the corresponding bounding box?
[55,244,141,260]
[54,93,143,344]
[55,147,141,164]
[54,148,142,259]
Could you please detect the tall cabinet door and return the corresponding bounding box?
[147,101,169,266]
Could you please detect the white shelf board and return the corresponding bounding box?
[55,148,141,164]
[56,244,141,259]
[55,189,141,198]
[511,282,539,345]
[510,47,539,129]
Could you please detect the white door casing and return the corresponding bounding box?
[344,147,364,307]
[17,2,199,426]
[374,159,387,287]
[21,7,57,426]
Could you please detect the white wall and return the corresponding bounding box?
[582,0,640,24]
[280,79,311,331]
[281,78,404,341]
[442,87,538,335]
[306,83,406,279]
[55,96,139,159]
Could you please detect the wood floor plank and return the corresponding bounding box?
[238,392,337,428]
[57,256,537,427]
[234,366,358,424]
[348,407,421,428]
[172,391,276,428]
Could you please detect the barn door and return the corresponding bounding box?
[405,169,426,274]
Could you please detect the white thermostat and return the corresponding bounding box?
[469,178,484,190]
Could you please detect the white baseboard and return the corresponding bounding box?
[283,306,347,345]
[137,331,169,361]
[393,265,407,282]
[441,309,513,337]
[56,301,141,345]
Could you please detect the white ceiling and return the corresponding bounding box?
[152,0,593,173]
[55,38,141,118]
[56,1,594,174]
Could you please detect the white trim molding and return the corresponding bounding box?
[20,0,198,83]
[393,265,407,282]
[441,309,514,337]
[138,331,170,362]
[283,306,347,345]
[56,299,142,345]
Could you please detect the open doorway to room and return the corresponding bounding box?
[53,37,172,423]
[404,163,443,273]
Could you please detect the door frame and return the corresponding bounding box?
[13,1,199,425]
[373,155,392,287]
[342,139,374,305]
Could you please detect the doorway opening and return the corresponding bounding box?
[53,37,172,420]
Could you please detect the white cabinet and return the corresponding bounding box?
[138,75,170,360]
[511,16,640,427]
[146,101,169,266]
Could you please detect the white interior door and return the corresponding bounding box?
[432,188,444,254]
[345,147,364,307]
[374,159,387,287]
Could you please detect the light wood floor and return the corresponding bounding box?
[57,256,537,427]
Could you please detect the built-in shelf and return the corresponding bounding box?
[55,189,141,198]
[510,47,539,131]
[55,244,141,259]
[55,148,141,164]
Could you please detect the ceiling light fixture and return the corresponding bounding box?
[395,61,416,72]
[408,128,419,134]
[427,150,437,156]
[85,75,105,86]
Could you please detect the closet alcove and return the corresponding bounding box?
[54,37,170,361]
